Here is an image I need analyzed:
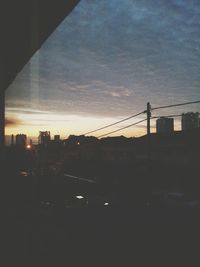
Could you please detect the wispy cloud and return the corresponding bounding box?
[5,118,21,127]
[6,107,51,115]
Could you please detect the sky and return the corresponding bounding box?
[5,0,200,143]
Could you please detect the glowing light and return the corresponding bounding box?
[76,195,84,199]
[104,202,109,206]
[26,144,31,149]
[20,171,28,177]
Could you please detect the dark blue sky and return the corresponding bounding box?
[5,0,200,138]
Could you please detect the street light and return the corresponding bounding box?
[76,195,84,199]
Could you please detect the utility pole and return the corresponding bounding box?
[146,102,151,162]
[147,102,151,136]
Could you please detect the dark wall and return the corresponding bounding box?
[1,0,80,91]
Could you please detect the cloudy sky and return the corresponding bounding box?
[5,0,200,142]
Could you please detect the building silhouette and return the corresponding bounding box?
[156,117,174,134]
[11,134,14,146]
[16,134,27,147]
[38,131,51,145]
[181,112,199,131]
[54,135,60,142]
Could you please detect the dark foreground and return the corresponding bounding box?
[2,141,200,266]
[2,169,200,266]
[3,205,200,266]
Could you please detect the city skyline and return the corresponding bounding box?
[6,110,200,145]
[5,0,200,139]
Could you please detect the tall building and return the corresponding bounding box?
[38,131,51,145]
[16,134,27,147]
[156,117,174,134]
[181,112,199,131]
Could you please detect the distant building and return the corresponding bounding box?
[66,135,98,145]
[156,117,174,134]
[54,135,60,142]
[38,131,51,145]
[16,134,27,147]
[11,134,14,146]
[181,112,199,131]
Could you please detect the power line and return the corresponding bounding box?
[84,111,145,135]
[152,100,200,111]
[151,114,182,119]
[97,118,147,138]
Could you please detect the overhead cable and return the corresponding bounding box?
[97,118,147,138]
[152,100,200,111]
[151,114,182,119]
[84,111,145,135]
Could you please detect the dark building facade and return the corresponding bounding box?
[38,131,51,145]
[54,135,60,142]
[156,117,174,134]
[181,112,199,131]
[11,134,14,146]
[16,134,27,147]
